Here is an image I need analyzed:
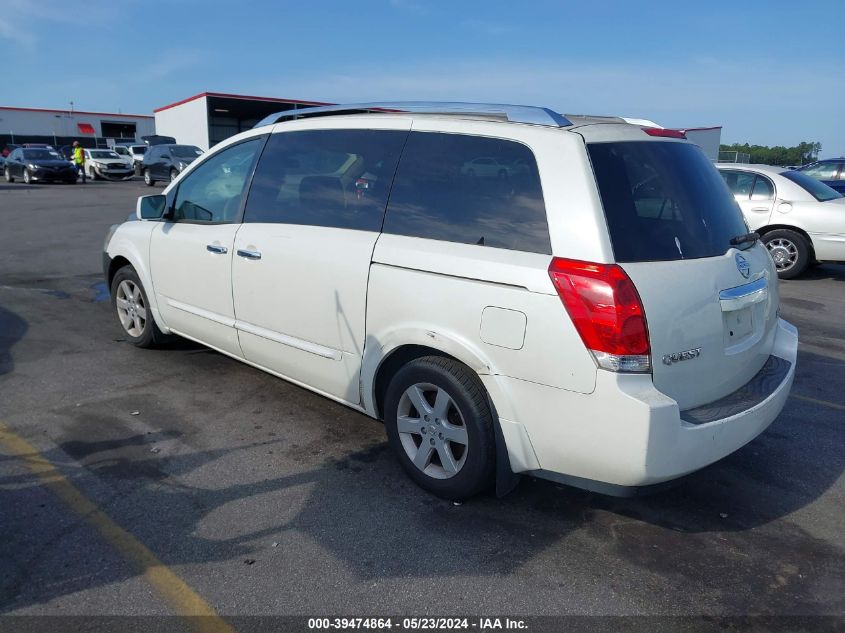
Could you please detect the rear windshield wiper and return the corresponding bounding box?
[729,231,759,247]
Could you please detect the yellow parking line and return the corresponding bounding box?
[791,394,845,412]
[0,421,236,633]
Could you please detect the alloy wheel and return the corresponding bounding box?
[767,238,798,272]
[115,280,147,337]
[396,382,469,479]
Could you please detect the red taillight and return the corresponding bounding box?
[548,258,650,372]
[642,127,686,139]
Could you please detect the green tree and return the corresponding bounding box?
[719,141,821,166]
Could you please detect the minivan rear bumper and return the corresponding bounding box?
[490,317,798,492]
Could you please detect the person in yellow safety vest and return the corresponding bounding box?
[72,141,86,184]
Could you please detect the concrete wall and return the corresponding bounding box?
[154,96,210,150]
[0,107,154,143]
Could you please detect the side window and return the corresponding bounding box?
[751,175,774,200]
[720,170,755,199]
[382,132,550,254]
[243,129,407,231]
[171,138,263,223]
[801,163,838,179]
[837,163,845,180]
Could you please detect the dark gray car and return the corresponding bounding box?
[3,148,77,184]
[142,144,203,186]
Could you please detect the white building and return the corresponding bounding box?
[154,92,724,159]
[0,105,155,149]
[154,92,328,151]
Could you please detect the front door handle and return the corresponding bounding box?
[206,244,228,254]
[237,249,262,260]
[750,207,771,213]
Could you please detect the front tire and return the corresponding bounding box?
[384,356,496,500]
[143,168,155,186]
[23,169,32,184]
[763,229,810,279]
[110,266,169,348]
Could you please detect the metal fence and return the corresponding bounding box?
[717,151,751,163]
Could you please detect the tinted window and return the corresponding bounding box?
[800,162,838,179]
[22,149,60,160]
[781,170,843,202]
[244,129,407,231]
[171,145,203,158]
[172,138,263,223]
[132,146,147,155]
[751,175,774,200]
[720,170,755,198]
[383,132,550,254]
[588,142,748,262]
[90,150,120,159]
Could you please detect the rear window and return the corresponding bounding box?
[780,170,842,202]
[588,141,748,262]
[171,145,202,158]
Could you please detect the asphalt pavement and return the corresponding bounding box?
[0,179,843,630]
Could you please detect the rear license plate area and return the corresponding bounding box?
[724,306,753,346]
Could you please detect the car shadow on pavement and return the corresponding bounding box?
[0,305,27,376]
[796,262,845,282]
[0,184,44,192]
[2,342,844,615]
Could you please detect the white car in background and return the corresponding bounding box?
[102,102,798,499]
[84,149,134,181]
[717,164,845,278]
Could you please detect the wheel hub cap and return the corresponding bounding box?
[396,382,469,480]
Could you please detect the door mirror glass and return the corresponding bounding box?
[137,194,167,220]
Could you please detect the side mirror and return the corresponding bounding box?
[137,194,167,220]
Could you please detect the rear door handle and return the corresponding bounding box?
[750,207,771,213]
[237,249,262,260]
[206,244,228,254]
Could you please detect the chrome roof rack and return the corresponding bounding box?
[254,101,572,129]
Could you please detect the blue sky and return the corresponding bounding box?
[1,0,842,156]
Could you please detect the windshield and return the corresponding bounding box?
[91,150,120,159]
[780,170,842,202]
[171,145,202,158]
[131,146,147,154]
[22,149,62,160]
[588,141,748,262]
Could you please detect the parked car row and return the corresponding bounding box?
[2,141,203,185]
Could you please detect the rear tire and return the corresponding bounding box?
[144,168,155,186]
[763,229,810,279]
[4,167,13,183]
[110,266,171,348]
[384,356,495,500]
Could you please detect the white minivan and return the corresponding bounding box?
[102,102,798,499]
